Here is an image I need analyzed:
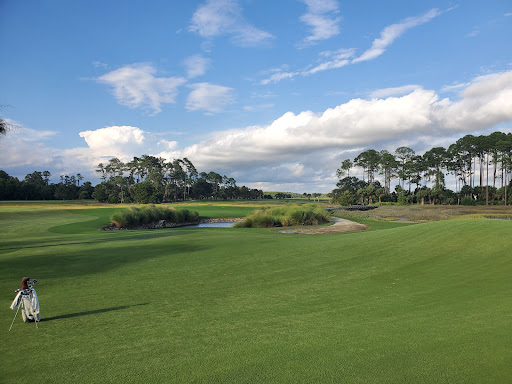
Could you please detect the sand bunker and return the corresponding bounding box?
[274,217,368,235]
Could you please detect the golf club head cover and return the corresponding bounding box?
[21,277,31,290]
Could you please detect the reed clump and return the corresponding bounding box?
[234,204,330,228]
[110,205,199,228]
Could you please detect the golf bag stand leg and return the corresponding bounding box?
[9,304,22,332]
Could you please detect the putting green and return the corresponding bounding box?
[1,204,511,383]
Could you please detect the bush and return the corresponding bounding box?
[234,204,330,228]
[110,206,199,228]
[461,196,476,206]
[108,194,118,204]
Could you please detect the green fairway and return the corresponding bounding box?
[1,204,511,383]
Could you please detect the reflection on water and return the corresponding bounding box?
[179,222,235,228]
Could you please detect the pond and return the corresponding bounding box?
[178,222,235,228]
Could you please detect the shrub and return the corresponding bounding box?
[461,196,476,206]
[234,204,330,228]
[108,194,118,204]
[110,206,199,228]
[110,212,126,228]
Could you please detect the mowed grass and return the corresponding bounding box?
[1,204,511,383]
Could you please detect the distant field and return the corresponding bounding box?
[334,204,512,222]
[1,202,511,383]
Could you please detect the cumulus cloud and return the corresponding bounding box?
[183,71,512,175]
[97,64,186,114]
[436,71,512,130]
[186,82,235,113]
[0,125,57,168]
[300,0,341,45]
[5,71,512,192]
[183,54,210,78]
[189,0,273,47]
[353,8,441,63]
[79,126,148,161]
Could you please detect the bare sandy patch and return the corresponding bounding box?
[273,217,368,235]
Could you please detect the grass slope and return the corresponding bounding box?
[1,205,511,383]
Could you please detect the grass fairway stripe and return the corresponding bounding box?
[1,205,511,383]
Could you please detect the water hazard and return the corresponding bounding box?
[179,222,235,228]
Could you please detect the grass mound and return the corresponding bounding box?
[234,204,330,228]
[110,205,199,228]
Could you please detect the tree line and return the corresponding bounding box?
[0,156,265,203]
[0,170,94,200]
[331,132,512,206]
[93,155,264,203]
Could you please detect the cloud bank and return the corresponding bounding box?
[4,71,512,192]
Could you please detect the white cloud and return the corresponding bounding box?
[182,71,512,176]
[183,55,210,78]
[186,83,235,113]
[0,126,57,168]
[353,8,441,63]
[440,82,468,93]
[243,103,275,111]
[370,84,422,98]
[97,64,186,114]
[79,126,148,162]
[92,61,108,69]
[261,8,443,84]
[504,12,512,17]
[5,71,512,192]
[261,71,299,85]
[436,71,512,130]
[305,48,355,74]
[189,0,273,47]
[300,0,341,45]
[466,27,480,38]
[261,49,355,83]
[289,163,305,177]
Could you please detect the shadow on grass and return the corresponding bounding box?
[0,229,185,252]
[0,237,206,279]
[42,303,149,322]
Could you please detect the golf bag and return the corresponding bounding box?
[10,277,40,323]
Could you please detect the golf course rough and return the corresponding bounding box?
[1,203,511,383]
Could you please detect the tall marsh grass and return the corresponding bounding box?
[110,205,199,228]
[332,204,512,222]
[234,204,330,228]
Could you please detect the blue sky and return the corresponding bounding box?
[1,0,512,193]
